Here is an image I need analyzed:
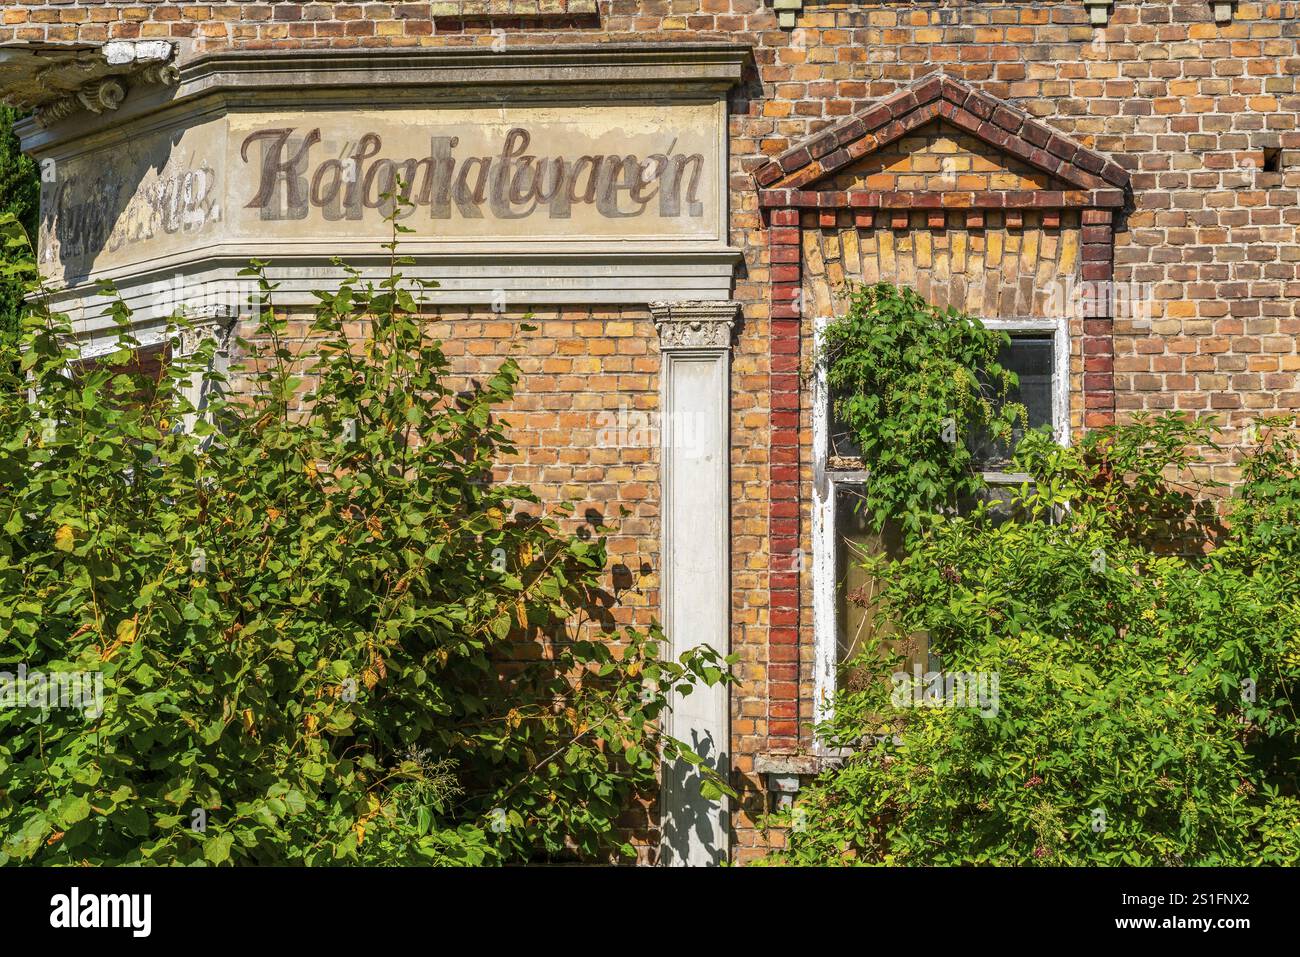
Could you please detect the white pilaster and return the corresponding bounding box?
[173,306,237,436]
[651,300,736,866]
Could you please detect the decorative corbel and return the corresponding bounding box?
[0,40,181,128]
[175,306,237,360]
[773,0,803,30]
[74,78,126,116]
[1210,0,1236,24]
[1083,0,1114,26]
[650,300,738,350]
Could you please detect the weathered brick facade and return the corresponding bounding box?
[10,0,1300,863]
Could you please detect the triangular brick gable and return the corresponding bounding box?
[753,73,1130,195]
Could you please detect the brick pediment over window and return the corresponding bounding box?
[755,72,1130,408]
[754,73,1129,204]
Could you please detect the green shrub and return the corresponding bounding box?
[771,418,1300,865]
[0,108,39,343]
[767,282,1300,866]
[0,214,728,865]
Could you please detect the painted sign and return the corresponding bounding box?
[40,102,725,284]
[40,118,226,284]
[241,126,706,223]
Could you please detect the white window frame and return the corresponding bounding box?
[810,313,1070,749]
[70,309,237,436]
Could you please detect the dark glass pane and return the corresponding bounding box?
[955,482,1034,526]
[834,486,924,682]
[829,390,864,460]
[968,334,1054,469]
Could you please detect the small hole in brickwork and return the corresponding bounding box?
[1263,148,1281,173]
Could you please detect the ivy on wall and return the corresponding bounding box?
[820,281,1025,537]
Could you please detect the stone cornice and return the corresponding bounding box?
[181,42,749,83]
[16,42,752,149]
[0,41,179,128]
[650,300,739,351]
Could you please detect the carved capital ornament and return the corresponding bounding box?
[650,301,739,351]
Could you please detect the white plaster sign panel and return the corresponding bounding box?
[39,102,727,287]
[228,104,726,245]
[39,116,226,285]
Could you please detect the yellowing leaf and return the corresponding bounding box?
[115,617,138,645]
[54,525,74,552]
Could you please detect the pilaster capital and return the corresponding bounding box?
[650,300,738,352]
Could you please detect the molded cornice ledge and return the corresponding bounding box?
[650,301,739,351]
[17,42,752,146]
[181,43,750,93]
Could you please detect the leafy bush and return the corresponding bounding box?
[768,283,1300,866]
[0,214,727,865]
[769,278,1300,868]
[0,108,39,343]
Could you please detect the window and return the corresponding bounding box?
[70,311,236,435]
[966,333,1056,471]
[811,314,1067,742]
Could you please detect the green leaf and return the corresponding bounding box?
[203,832,234,865]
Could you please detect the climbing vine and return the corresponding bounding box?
[820,281,1026,536]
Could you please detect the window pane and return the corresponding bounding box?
[955,482,1034,525]
[829,392,864,461]
[968,334,1054,469]
[834,486,924,681]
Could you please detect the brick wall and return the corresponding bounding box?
[16,0,1300,862]
[226,305,665,630]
